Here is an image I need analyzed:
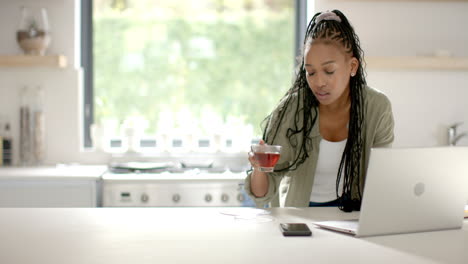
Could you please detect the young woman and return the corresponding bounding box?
[246,10,394,212]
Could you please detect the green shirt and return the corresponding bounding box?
[245,85,395,207]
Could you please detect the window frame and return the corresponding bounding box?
[81,0,308,150]
[82,0,94,148]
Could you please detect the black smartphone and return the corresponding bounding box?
[279,223,312,236]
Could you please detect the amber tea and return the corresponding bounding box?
[252,144,282,172]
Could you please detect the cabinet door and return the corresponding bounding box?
[0,179,97,207]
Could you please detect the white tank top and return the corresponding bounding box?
[309,138,347,203]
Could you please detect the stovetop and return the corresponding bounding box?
[109,162,244,174]
[102,162,252,207]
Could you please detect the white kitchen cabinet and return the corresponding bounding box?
[0,179,97,207]
[0,166,106,207]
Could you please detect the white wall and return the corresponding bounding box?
[0,0,468,166]
[315,0,468,57]
[0,0,106,165]
[368,70,468,147]
[315,0,468,147]
[0,0,78,66]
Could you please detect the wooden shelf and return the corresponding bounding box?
[0,55,67,68]
[366,56,468,71]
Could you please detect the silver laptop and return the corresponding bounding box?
[314,147,468,237]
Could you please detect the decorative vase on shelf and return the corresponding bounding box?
[16,6,51,56]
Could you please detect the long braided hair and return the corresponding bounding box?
[263,10,366,212]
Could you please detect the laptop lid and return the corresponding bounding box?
[356,147,468,237]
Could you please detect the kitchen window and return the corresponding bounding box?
[82,0,308,153]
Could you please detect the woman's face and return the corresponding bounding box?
[304,39,358,106]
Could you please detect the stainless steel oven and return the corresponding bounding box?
[102,164,253,207]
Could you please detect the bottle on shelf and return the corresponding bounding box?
[0,129,2,166]
[19,86,46,166]
[0,117,3,166]
[19,86,32,166]
[32,86,45,164]
[1,121,13,166]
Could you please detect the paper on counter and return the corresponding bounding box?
[219,208,274,222]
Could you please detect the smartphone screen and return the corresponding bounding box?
[280,223,312,236]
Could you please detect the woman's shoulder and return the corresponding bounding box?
[279,89,300,105]
[271,89,301,115]
[364,85,392,110]
[364,85,390,102]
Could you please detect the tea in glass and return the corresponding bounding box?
[251,144,282,172]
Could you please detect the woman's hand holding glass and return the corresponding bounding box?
[248,140,282,197]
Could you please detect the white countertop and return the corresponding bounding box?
[0,165,108,180]
[0,207,466,264]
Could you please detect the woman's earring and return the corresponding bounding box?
[351,72,355,77]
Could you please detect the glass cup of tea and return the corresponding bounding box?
[251,144,282,172]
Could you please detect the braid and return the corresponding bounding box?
[262,10,366,212]
[333,10,366,212]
